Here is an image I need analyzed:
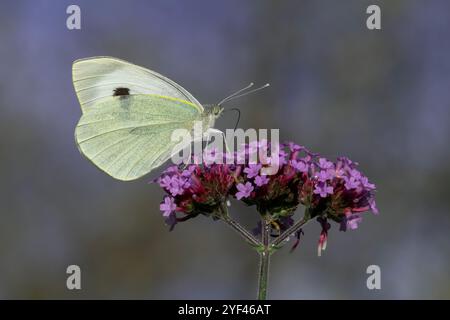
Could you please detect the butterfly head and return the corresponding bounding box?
[204,104,224,118]
[202,104,224,129]
[203,83,269,129]
[212,104,224,117]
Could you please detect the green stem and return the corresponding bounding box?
[219,203,310,300]
[272,215,310,247]
[257,216,271,300]
[219,203,262,248]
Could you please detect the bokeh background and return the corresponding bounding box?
[0,0,449,299]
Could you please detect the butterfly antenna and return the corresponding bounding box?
[223,83,270,102]
[218,82,254,106]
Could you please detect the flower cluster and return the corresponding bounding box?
[156,163,236,229]
[156,141,378,252]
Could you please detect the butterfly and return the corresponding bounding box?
[73,56,268,181]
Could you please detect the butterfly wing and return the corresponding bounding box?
[75,94,202,181]
[72,56,203,114]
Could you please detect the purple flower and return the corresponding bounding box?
[347,214,362,230]
[334,167,345,178]
[244,164,262,178]
[290,159,309,173]
[155,140,378,244]
[337,157,358,172]
[340,213,363,231]
[255,175,270,186]
[278,149,288,166]
[349,168,362,179]
[181,165,196,177]
[285,141,303,152]
[165,175,189,196]
[313,182,334,198]
[316,170,332,182]
[360,176,376,190]
[158,175,173,189]
[344,176,360,190]
[260,151,286,168]
[318,158,334,170]
[369,197,379,214]
[160,196,177,217]
[236,182,254,200]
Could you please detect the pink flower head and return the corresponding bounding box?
[236,182,254,200]
[155,140,378,241]
[318,158,334,170]
[244,164,262,178]
[255,175,270,187]
[313,182,334,198]
[290,159,309,173]
[160,196,176,217]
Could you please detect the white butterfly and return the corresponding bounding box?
[73,56,268,181]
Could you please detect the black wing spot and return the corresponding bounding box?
[113,87,130,96]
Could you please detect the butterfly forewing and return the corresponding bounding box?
[72,56,203,113]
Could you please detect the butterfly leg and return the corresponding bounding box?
[204,128,230,154]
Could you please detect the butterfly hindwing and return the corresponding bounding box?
[75,94,202,181]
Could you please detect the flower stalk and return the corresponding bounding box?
[257,215,271,300]
[219,202,262,248]
[272,213,310,247]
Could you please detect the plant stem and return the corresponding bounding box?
[219,203,262,247]
[220,203,310,300]
[272,216,310,247]
[257,216,271,300]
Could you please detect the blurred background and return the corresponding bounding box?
[0,0,449,299]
